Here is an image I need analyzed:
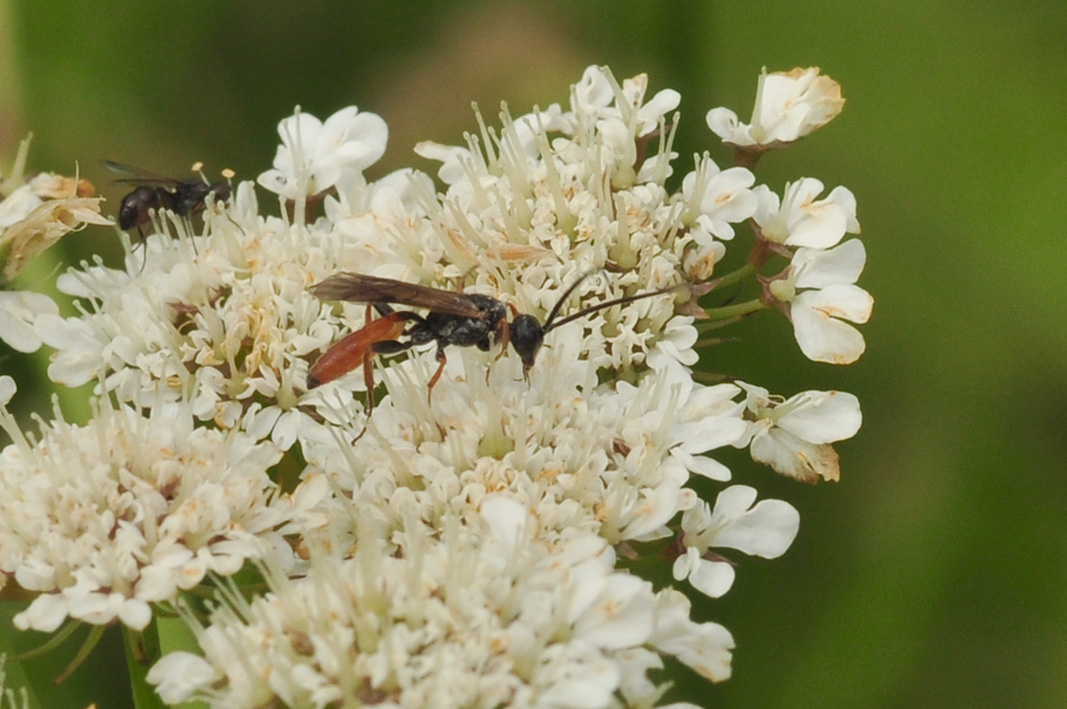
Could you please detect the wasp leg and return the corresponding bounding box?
[495,310,514,361]
[357,305,409,414]
[426,347,448,401]
[360,306,377,414]
[489,315,511,384]
[360,335,419,404]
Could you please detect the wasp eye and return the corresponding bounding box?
[509,315,544,372]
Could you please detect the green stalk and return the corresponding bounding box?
[123,624,165,709]
[710,261,757,290]
[703,298,766,321]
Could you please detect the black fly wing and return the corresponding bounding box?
[101,160,184,187]
[310,273,489,319]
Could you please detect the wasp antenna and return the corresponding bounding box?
[544,283,683,333]
[541,270,599,330]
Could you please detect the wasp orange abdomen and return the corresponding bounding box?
[308,314,409,388]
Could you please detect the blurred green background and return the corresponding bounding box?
[2,1,1065,707]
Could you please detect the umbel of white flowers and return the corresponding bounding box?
[0,65,866,708]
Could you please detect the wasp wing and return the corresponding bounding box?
[310,273,489,319]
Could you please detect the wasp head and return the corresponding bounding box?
[508,314,545,379]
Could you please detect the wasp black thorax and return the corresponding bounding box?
[416,294,508,351]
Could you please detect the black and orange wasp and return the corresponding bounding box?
[307,272,679,411]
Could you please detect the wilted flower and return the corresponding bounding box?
[706,67,845,149]
[736,383,862,482]
[0,195,109,282]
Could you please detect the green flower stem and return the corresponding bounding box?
[9,620,81,662]
[53,624,104,686]
[123,623,167,709]
[704,297,766,320]
[709,262,757,290]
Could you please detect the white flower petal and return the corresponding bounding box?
[119,598,153,630]
[794,239,867,289]
[13,594,68,631]
[536,659,620,708]
[691,558,735,598]
[147,652,221,705]
[777,391,862,443]
[675,548,736,598]
[711,498,799,559]
[672,448,732,481]
[0,290,58,352]
[574,575,655,649]
[480,494,529,550]
[792,287,872,364]
[0,375,15,405]
[710,484,759,519]
[705,107,744,144]
[827,185,860,233]
[573,65,615,112]
[650,590,734,682]
[257,106,387,198]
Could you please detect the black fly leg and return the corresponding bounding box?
[132,225,149,274]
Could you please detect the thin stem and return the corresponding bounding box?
[709,262,756,290]
[694,336,738,348]
[11,620,82,662]
[695,316,745,332]
[692,370,733,384]
[703,298,766,321]
[53,624,105,685]
[124,623,166,709]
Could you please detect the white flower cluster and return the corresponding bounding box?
[0,380,326,631]
[0,65,869,707]
[150,497,733,707]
